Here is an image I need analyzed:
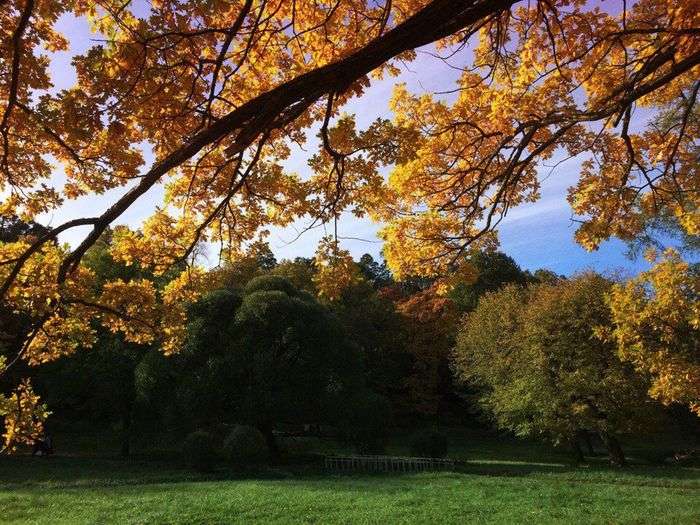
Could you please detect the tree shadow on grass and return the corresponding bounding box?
[1,452,698,493]
[459,459,700,488]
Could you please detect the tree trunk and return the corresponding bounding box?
[258,423,280,463]
[120,404,133,457]
[600,431,626,466]
[579,430,596,456]
[570,435,585,465]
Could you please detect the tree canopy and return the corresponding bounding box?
[608,250,700,414]
[454,273,656,464]
[173,276,364,454]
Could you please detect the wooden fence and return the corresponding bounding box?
[325,455,455,473]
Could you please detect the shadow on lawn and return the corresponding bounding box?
[1,452,698,493]
[1,426,697,491]
[460,460,700,488]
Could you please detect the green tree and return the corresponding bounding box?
[177,276,363,459]
[271,257,317,293]
[529,268,564,285]
[449,251,529,312]
[357,254,393,289]
[329,279,411,413]
[454,274,656,465]
[211,241,278,290]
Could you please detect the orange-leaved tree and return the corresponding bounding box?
[396,284,458,419]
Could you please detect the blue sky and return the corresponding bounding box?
[37,11,649,278]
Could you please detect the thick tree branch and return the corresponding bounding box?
[50,0,518,286]
[1,0,35,181]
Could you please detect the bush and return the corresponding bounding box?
[410,429,448,458]
[182,430,219,472]
[223,425,268,467]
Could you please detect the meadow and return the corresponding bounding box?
[1,428,697,524]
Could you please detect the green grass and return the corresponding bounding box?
[1,428,698,524]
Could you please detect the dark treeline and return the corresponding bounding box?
[1,221,697,467]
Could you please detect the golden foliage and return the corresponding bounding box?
[161,266,211,355]
[608,250,700,413]
[0,380,50,454]
[99,279,158,344]
[313,236,361,302]
[380,0,700,274]
[1,0,698,293]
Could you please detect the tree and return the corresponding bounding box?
[0,216,51,362]
[529,268,564,285]
[357,254,393,289]
[448,251,529,312]
[175,276,363,459]
[0,217,48,391]
[271,257,317,294]
[34,229,178,456]
[0,217,49,244]
[0,217,55,451]
[37,331,147,456]
[454,274,656,465]
[328,278,412,413]
[210,240,278,290]
[625,209,700,261]
[1,0,699,442]
[621,95,700,257]
[0,378,49,454]
[608,250,700,415]
[313,236,363,302]
[397,285,459,419]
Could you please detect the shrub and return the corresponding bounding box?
[410,429,448,458]
[223,425,268,467]
[182,430,219,472]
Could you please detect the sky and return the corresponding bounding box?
[36,9,652,279]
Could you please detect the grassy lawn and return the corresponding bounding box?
[1,429,698,524]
